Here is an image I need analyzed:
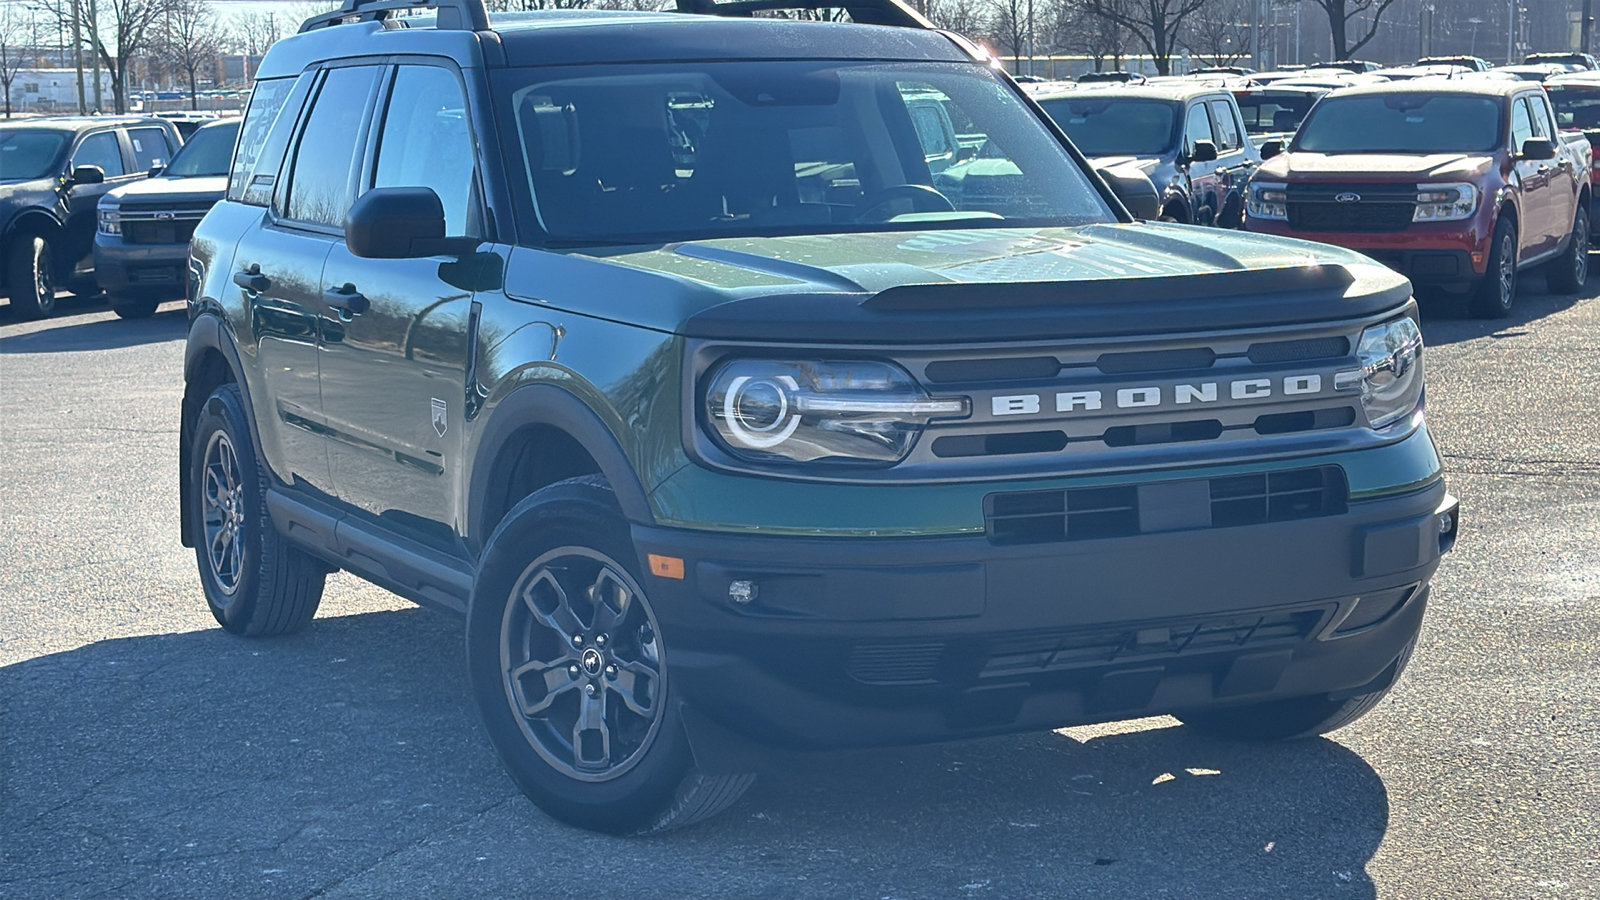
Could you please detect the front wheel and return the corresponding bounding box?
[466,476,753,834]
[1178,637,1416,742]
[1468,216,1518,319]
[1545,206,1590,295]
[5,235,58,319]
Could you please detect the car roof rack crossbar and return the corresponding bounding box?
[673,0,932,29]
[299,0,490,33]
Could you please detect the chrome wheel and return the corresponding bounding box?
[500,547,664,782]
[1496,232,1516,307]
[200,431,245,595]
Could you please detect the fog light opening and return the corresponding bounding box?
[728,580,758,605]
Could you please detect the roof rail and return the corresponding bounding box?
[299,0,490,33]
[673,0,932,29]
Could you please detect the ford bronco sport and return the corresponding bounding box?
[182,0,1459,834]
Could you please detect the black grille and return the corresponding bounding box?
[1247,336,1350,364]
[932,430,1068,458]
[1288,202,1414,232]
[123,220,199,245]
[981,607,1330,677]
[847,642,946,685]
[985,466,1346,545]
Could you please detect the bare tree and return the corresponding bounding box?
[1181,0,1249,64]
[987,0,1032,73]
[924,0,990,38]
[88,0,165,113]
[160,0,220,108]
[1052,0,1129,71]
[1080,0,1211,74]
[1305,0,1398,59]
[0,2,38,118]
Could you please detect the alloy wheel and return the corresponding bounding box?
[200,431,245,595]
[1575,220,1590,285]
[34,242,56,314]
[1497,232,1516,308]
[500,547,665,782]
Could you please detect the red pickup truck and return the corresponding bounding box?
[1245,79,1591,317]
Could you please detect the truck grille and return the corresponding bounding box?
[1285,183,1417,233]
[117,200,213,245]
[985,465,1347,545]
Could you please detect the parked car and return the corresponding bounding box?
[1416,55,1491,72]
[1542,75,1600,235]
[1524,51,1598,71]
[0,116,183,318]
[1304,60,1382,74]
[1494,64,1572,82]
[154,110,226,139]
[1369,64,1473,81]
[94,118,240,319]
[1076,70,1147,84]
[185,0,1457,836]
[1246,79,1591,317]
[1231,83,1330,151]
[1033,83,1261,225]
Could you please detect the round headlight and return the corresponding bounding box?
[722,375,801,448]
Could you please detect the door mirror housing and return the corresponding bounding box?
[1187,140,1220,164]
[148,164,165,177]
[344,187,477,259]
[68,165,105,186]
[1097,165,1161,220]
[1518,137,1556,161]
[1259,139,1284,160]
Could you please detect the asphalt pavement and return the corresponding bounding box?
[1,277,1596,900]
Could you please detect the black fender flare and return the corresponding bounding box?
[180,313,262,547]
[465,383,656,556]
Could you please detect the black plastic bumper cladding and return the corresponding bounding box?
[634,480,1451,750]
[681,264,1407,344]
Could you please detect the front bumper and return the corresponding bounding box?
[637,481,1457,751]
[93,233,189,297]
[1246,219,1489,288]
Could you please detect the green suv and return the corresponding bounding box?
[182,0,1459,834]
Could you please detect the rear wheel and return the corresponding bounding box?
[1178,637,1416,741]
[1468,216,1518,319]
[5,235,57,319]
[1545,206,1589,295]
[467,476,754,834]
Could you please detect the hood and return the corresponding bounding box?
[103,175,228,205]
[506,223,1412,342]
[1258,152,1495,182]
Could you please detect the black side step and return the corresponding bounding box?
[266,489,473,615]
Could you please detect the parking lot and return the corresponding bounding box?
[0,274,1596,899]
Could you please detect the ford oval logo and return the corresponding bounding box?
[1334,192,1362,203]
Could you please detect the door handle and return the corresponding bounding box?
[232,270,270,293]
[323,283,369,316]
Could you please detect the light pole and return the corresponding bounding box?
[1468,17,1483,57]
[1506,0,1513,67]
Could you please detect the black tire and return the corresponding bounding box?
[467,475,754,834]
[188,383,325,636]
[1468,215,1518,319]
[110,296,161,319]
[1178,637,1416,742]
[5,234,58,319]
[1545,205,1590,295]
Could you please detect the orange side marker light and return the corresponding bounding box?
[648,554,685,580]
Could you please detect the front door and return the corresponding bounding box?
[319,63,482,552]
[62,130,134,276]
[1182,103,1223,225]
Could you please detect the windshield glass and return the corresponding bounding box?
[0,130,68,181]
[1035,97,1177,156]
[1294,95,1502,153]
[1233,91,1320,134]
[1548,86,1600,129]
[493,61,1113,244]
[165,121,240,177]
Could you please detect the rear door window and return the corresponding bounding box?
[282,66,381,228]
[127,126,173,170]
[72,132,125,177]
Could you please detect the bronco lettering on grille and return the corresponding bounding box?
[989,374,1330,418]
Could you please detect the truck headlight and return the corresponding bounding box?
[1246,182,1288,221]
[704,360,968,464]
[1335,316,1424,430]
[97,208,121,235]
[1412,183,1478,222]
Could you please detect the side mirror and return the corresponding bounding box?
[69,165,105,186]
[148,164,165,177]
[344,187,476,259]
[1518,137,1556,161]
[1097,165,1161,220]
[1189,140,1220,163]
[1260,139,1284,160]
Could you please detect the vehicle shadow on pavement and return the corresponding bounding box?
[0,305,187,353]
[1417,264,1589,346]
[1,608,1385,900]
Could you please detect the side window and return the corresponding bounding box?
[283,66,380,228]
[371,65,477,237]
[229,77,302,203]
[1207,100,1243,152]
[1527,95,1556,139]
[72,132,125,177]
[1511,97,1535,149]
[127,127,172,171]
[1184,104,1215,154]
[907,101,954,162]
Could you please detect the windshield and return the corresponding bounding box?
[0,130,68,181]
[1294,95,1502,153]
[165,122,240,177]
[1548,86,1600,129]
[1035,97,1177,156]
[493,61,1113,244]
[1233,92,1320,134]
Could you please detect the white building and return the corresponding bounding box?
[8,68,123,114]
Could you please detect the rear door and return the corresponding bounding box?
[318,62,482,552]
[1528,91,1579,240]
